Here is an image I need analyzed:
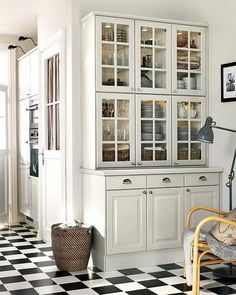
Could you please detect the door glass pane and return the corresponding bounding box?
[178,143,188,160]
[190,51,201,71]
[141,101,153,118]
[102,68,115,86]
[102,44,114,65]
[155,121,166,141]
[191,143,201,160]
[177,30,188,48]
[155,28,166,46]
[155,48,166,69]
[117,100,129,118]
[117,120,129,141]
[155,71,166,88]
[177,50,188,70]
[117,45,129,66]
[141,143,153,161]
[177,102,188,119]
[55,104,60,150]
[177,121,188,141]
[141,120,153,141]
[102,99,115,117]
[190,73,200,90]
[141,48,153,68]
[117,144,130,161]
[117,69,129,87]
[102,23,114,41]
[103,144,115,162]
[155,143,167,161]
[141,27,153,45]
[177,72,188,90]
[117,24,129,43]
[102,120,115,141]
[141,70,153,88]
[191,121,201,141]
[47,105,54,150]
[155,101,166,118]
[190,102,201,119]
[190,31,201,49]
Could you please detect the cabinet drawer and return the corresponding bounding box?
[107,176,146,190]
[185,173,219,186]
[147,174,184,188]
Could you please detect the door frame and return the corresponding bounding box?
[38,30,66,239]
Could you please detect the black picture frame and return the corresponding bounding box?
[221,62,236,102]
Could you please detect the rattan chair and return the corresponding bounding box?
[186,206,236,295]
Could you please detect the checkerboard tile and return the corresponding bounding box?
[0,224,236,294]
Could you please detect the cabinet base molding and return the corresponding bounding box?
[90,248,184,271]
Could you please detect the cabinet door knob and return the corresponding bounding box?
[122,178,132,184]
[186,188,190,192]
[199,176,207,182]
[137,162,142,166]
[174,161,179,165]
[149,190,153,194]
[162,177,171,183]
[143,191,147,194]
[131,162,136,166]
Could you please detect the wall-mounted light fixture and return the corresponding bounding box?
[18,36,37,46]
[8,45,25,54]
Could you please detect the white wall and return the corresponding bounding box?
[187,0,236,210]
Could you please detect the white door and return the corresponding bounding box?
[28,176,38,221]
[107,189,146,254]
[19,164,30,216]
[40,32,66,242]
[18,98,30,164]
[147,187,184,250]
[184,185,220,230]
[0,86,8,223]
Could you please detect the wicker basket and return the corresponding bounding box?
[178,149,201,160]
[51,223,92,271]
[142,149,166,161]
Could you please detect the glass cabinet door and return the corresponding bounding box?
[97,93,135,167]
[136,95,171,166]
[135,21,171,94]
[96,16,134,93]
[172,25,205,96]
[172,97,206,166]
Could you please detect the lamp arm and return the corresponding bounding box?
[29,37,37,46]
[226,148,236,210]
[213,125,236,134]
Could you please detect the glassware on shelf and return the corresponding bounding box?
[103,121,115,141]
[117,100,129,117]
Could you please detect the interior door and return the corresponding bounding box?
[0,86,9,223]
[40,34,66,242]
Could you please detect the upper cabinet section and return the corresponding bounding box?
[94,15,206,96]
[135,21,171,94]
[96,16,135,93]
[18,48,39,100]
[172,25,206,96]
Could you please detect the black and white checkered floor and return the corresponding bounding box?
[0,223,236,295]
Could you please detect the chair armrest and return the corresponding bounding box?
[186,206,227,228]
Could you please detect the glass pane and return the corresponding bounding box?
[102,68,115,86]
[141,27,153,45]
[141,101,153,118]
[117,100,129,118]
[141,48,153,68]
[177,72,188,89]
[191,121,201,141]
[155,48,166,69]
[102,120,115,141]
[178,143,188,160]
[55,104,60,150]
[102,23,114,41]
[190,31,201,49]
[102,99,115,117]
[47,105,54,150]
[117,69,129,87]
[103,144,115,162]
[177,50,188,70]
[155,143,167,161]
[117,144,130,161]
[141,120,153,141]
[155,101,166,118]
[54,54,60,102]
[155,71,166,88]
[177,121,188,141]
[117,24,129,43]
[177,102,188,119]
[190,51,201,71]
[141,70,153,88]
[190,102,201,120]
[155,28,166,46]
[117,120,129,141]
[117,45,129,66]
[177,30,188,48]
[102,44,114,65]
[191,143,202,160]
[155,121,166,141]
[141,143,153,161]
[190,73,201,90]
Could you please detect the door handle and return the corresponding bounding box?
[199,176,207,182]
[39,151,44,166]
[162,177,171,183]
[122,178,132,184]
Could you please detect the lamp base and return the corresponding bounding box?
[213,265,236,278]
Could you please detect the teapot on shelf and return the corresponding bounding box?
[178,102,188,118]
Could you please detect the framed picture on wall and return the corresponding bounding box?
[221,62,236,102]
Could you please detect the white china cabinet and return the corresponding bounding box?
[172,24,206,96]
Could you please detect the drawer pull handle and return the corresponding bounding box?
[199,176,207,181]
[123,179,132,184]
[162,177,171,183]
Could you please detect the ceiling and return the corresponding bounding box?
[0,0,45,36]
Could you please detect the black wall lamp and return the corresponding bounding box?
[8,45,25,54]
[18,36,37,46]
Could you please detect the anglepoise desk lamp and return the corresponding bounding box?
[197,116,236,277]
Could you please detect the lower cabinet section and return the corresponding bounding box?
[19,164,38,221]
[82,168,222,270]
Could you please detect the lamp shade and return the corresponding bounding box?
[197,116,214,143]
